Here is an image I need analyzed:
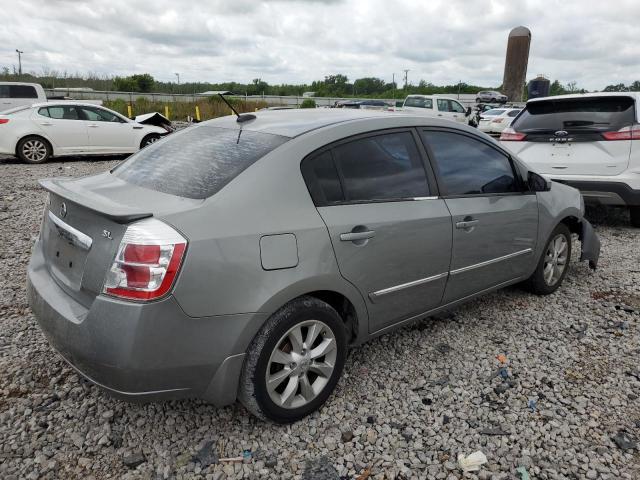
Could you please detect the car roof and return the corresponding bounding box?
[201,108,473,138]
[29,101,112,108]
[528,92,640,103]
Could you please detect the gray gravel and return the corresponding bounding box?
[1,154,640,480]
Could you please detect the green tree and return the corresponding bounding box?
[603,83,627,92]
[131,74,155,92]
[113,76,138,92]
[549,80,567,96]
[629,81,640,91]
[300,98,316,108]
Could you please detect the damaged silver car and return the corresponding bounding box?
[27,109,600,422]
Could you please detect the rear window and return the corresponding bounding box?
[483,109,506,116]
[113,126,288,199]
[512,96,636,133]
[404,97,433,109]
[10,85,38,98]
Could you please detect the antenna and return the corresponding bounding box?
[217,94,256,123]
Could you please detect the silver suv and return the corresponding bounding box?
[476,91,508,103]
[27,109,599,422]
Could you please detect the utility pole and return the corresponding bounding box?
[392,73,396,109]
[175,73,180,93]
[16,49,23,76]
[403,69,409,89]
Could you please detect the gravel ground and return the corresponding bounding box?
[1,154,639,480]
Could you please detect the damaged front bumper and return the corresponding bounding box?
[579,219,600,270]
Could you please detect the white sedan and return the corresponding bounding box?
[478,108,521,135]
[0,102,168,163]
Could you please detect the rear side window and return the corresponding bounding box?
[332,131,429,202]
[422,131,518,196]
[301,151,344,205]
[512,96,635,133]
[46,106,81,120]
[9,85,37,98]
[0,85,9,98]
[405,97,432,109]
[113,126,288,199]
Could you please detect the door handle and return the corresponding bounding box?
[88,124,99,128]
[437,114,443,116]
[340,230,375,242]
[456,218,479,229]
[40,122,53,126]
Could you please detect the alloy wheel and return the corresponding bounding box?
[265,320,337,409]
[543,234,569,286]
[22,139,48,162]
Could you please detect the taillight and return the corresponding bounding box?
[601,124,640,141]
[103,218,187,301]
[500,127,526,141]
[492,118,504,123]
[0,119,9,124]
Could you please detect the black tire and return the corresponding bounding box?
[475,98,481,103]
[630,207,640,228]
[140,134,161,149]
[17,136,52,164]
[490,97,497,103]
[523,223,572,295]
[238,296,347,423]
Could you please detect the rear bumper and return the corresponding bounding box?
[27,240,264,406]
[552,180,640,207]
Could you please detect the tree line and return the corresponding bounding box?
[1,67,638,97]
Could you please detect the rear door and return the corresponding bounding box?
[302,129,452,332]
[36,105,90,153]
[420,129,538,303]
[79,106,137,152]
[504,96,635,176]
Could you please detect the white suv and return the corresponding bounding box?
[500,93,640,226]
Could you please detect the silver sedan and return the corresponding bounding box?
[27,109,599,422]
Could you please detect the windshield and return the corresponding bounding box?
[113,125,289,199]
[512,96,636,133]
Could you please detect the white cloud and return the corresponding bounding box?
[0,0,638,89]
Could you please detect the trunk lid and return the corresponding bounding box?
[39,173,202,307]
[507,96,635,176]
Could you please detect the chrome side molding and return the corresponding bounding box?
[48,211,93,251]
[369,272,448,301]
[450,248,533,275]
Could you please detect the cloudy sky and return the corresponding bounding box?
[1,0,638,90]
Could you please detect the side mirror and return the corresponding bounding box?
[527,171,551,192]
[466,107,472,116]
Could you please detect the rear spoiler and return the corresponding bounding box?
[39,178,152,224]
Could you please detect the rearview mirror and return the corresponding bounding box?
[527,171,551,192]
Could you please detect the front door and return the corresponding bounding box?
[437,99,468,124]
[301,130,452,332]
[78,106,136,153]
[420,129,538,302]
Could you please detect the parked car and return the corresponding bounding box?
[400,95,471,124]
[0,102,168,163]
[28,109,599,423]
[476,91,508,103]
[500,92,640,227]
[478,108,521,134]
[0,82,47,111]
[335,100,390,111]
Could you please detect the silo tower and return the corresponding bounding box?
[502,26,531,102]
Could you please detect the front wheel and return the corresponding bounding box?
[140,134,161,149]
[630,206,640,228]
[238,296,347,423]
[523,224,572,295]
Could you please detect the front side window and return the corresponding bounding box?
[80,107,124,122]
[9,85,37,99]
[331,131,430,202]
[422,131,518,196]
[450,101,465,113]
[114,126,289,199]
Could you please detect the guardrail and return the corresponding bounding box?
[43,89,485,108]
